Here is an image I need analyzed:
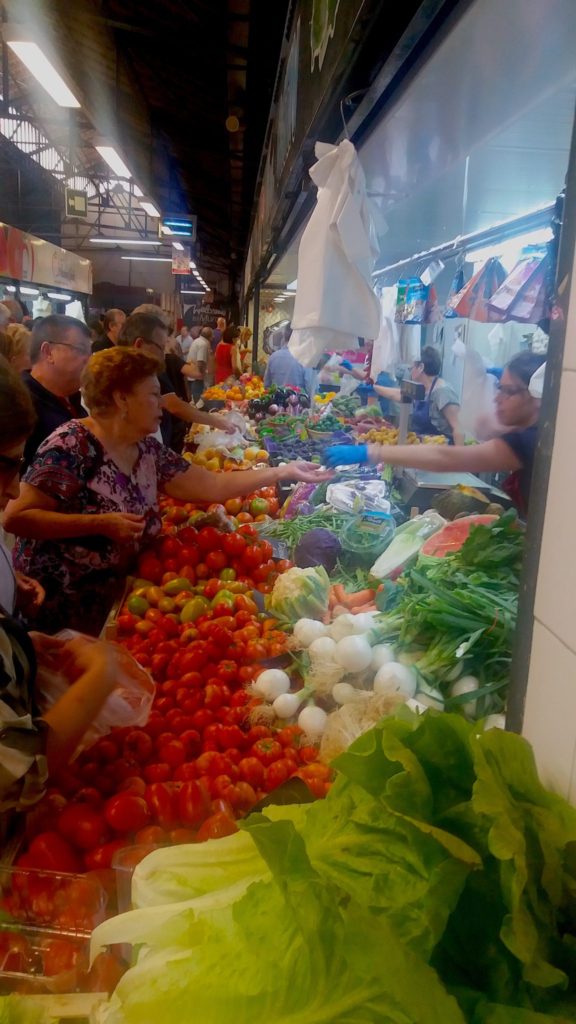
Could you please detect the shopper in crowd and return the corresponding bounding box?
[2,298,24,325]
[369,346,464,444]
[215,324,240,383]
[187,326,213,403]
[0,324,32,372]
[0,358,127,810]
[264,326,316,396]
[175,324,192,358]
[22,315,90,471]
[325,351,545,516]
[118,312,232,450]
[237,326,253,374]
[91,308,126,353]
[5,348,331,635]
[212,316,226,348]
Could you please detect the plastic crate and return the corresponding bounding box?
[0,866,125,996]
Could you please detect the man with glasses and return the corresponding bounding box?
[118,313,234,450]
[22,315,91,470]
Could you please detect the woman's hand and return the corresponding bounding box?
[15,573,45,616]
[62,636,118,692]
[278,461,334,483]
[208,414,236,434]
[98,512,146,542]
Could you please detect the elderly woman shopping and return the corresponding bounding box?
[5,348,330,634]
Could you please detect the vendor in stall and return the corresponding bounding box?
[5,348,332,636]
[0,358,128,810]
[325,351,545,517]
[369,346,464,444]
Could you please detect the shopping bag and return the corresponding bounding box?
[35,631,155,756]
[497,253,550,323]
[487,252,546,321]
[446,257,507,321]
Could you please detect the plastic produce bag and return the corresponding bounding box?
[445,258,506,321]
[35,631,155,755]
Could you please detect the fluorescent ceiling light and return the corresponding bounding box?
[4,286,16,293]
[20,287,39,295]
[274,297,285,303]
[189,260,196,269]
[467,227,553,266]
[181,290,205,295]
[96,146,132,178]
[192,270,201,277]
[172,242,184,252]
[120,256,172,262]
[89,238,160,245]
[161,225,173,235]
[133,184,144,198]
[47,292,71,300]
[287,279,297,291]
[6,41,80,108]
[140,202,161,218]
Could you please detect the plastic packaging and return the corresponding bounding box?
[326,479,391,516]
[341,515,395,568]
[370,511,446,578]
[35,632,155,756]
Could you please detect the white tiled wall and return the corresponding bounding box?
[522,319,576,798]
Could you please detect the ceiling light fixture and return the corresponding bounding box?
[172,242,184,252]
[89,238,160,245]
[20,287,39,295]
[140,201,161,218]
[181,290,206,295]
[4,286,16,293]
[6,39,80,108]
[120,256,172,262]
[161,225,173,236]
[96,146,133,178]
[47,292,72,301]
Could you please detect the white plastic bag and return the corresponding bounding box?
[35,631,155,756]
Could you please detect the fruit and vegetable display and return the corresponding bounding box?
[356,424,447,444]
[91,712,576,1024]
[0,389,541,1019]
[202,374,266,403]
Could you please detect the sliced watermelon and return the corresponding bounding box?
[420,515,497,558]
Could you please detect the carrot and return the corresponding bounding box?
[351,602,377,614]
[345,588,376,609]
[332,584,348,606]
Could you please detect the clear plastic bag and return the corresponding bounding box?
[35,631,155,755]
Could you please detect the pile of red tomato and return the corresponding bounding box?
[14,493,331,887]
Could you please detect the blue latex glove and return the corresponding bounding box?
[324,444,368,468]
[340,359,353,370]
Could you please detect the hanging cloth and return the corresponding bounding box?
[289,140,381,368]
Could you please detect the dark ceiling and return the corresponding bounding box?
[94,0,291,278]
[1,0,291,284]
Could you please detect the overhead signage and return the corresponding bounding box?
[0,223,93,294]
[172,244,191,274]
[162,215,197,241]
[65,188,88,219]
[184,303,226,326]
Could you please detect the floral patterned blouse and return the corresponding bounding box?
[14,421,189,635]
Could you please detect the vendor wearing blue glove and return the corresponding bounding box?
[325,444,368,467]
[324,352,545,517]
